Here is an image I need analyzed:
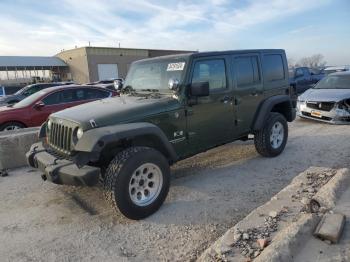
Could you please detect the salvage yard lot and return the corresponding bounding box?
[1,119,350,262]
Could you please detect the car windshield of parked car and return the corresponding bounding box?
[314,75,350,89]
[14,84,33,95]
[123,58,188,93]
[12,91,46,108]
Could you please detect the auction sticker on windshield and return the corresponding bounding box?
[167,62,185,71]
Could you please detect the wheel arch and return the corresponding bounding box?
[252,95,296,131]
[74,122,178,167]
[0,120,27,130]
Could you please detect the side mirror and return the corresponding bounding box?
[168,78,180,91]
[34,101,45,110]
[114,80,123,90]
[190,82,209,97]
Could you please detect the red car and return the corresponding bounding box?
[0,85,118,131]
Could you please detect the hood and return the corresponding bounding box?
[0,94,24,105]
[52,94,181,130]
[0,105,16,113]
[299,88,350,102]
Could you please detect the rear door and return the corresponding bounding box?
[231,53,264,135]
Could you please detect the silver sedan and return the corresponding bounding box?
[297,71,350,124]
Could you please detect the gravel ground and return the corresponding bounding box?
[0,118,350,262]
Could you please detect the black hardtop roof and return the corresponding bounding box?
[134,49,285,64]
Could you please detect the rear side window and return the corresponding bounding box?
[192,59,227,91]
[263,54,285,82]
[234,56,260,87]
[84,88,111,100]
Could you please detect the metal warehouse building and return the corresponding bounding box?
[56,46,193,84]
[0,56,69,87]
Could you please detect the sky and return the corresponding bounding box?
[0,0,349,65]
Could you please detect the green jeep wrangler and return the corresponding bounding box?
[27,49,296,220]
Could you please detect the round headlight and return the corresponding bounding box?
[47,120,52,130]
[77,128,84,140]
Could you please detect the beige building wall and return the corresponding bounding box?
[56,47,194,84]
[56,48,90,83]
[86,47,149,82]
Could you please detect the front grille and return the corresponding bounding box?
[48,122,74,154]
[306,102,335,112]
[302,112,332,121]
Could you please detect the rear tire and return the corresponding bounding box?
[103,147,170,220]
[254,112,288,157]
[0,122,25,131]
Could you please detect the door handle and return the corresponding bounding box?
[250,91,258,97]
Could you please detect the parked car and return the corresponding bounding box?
[87,78,124,91]
[0,82,74,106]
[289,67,324,94]
[0,86,5,97]
[0,85,117,131]
[27,49,296,220]
[323,66,349,75]
[297,71,350,124]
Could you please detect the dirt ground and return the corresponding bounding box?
[1,118,350,262]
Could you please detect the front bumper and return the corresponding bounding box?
[26,142,100,186]
[297,102,350,125]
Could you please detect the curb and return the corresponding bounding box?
[311,168,350,211]
[198,167,350,262]
[0,128,39,170]
[255,214,320,262]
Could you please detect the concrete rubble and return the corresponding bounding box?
[314,213,346,244]
[198,167,350,262]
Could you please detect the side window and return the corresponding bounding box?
[263,54,285,82]
[76,89,85,100]
[84,88,111,100]
[234,56,260,87]
[192,59,226,91]
[61,89,76,103]
[295,68,303,77]
[43,92,61,105]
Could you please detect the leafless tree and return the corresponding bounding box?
[297,54,327,68]
[287,57,296,69]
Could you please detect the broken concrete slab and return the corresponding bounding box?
[0,128,39,170]
[314,213,346,244]
[198,167,350,262]
[311,168,350,211]
[255,214,320,262]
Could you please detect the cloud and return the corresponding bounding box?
[0,0,332,57]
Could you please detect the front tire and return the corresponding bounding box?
[103,147,170,220]
[254,112,288,157]
[0,121,25,131]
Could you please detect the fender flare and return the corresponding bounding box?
[252,95,295,131]
[74,122,178,164]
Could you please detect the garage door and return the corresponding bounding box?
[97,64,118,81]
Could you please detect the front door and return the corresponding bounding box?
[231,54,264,135]
[186,56,235,153]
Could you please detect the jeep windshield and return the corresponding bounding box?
[123,57,189,94]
